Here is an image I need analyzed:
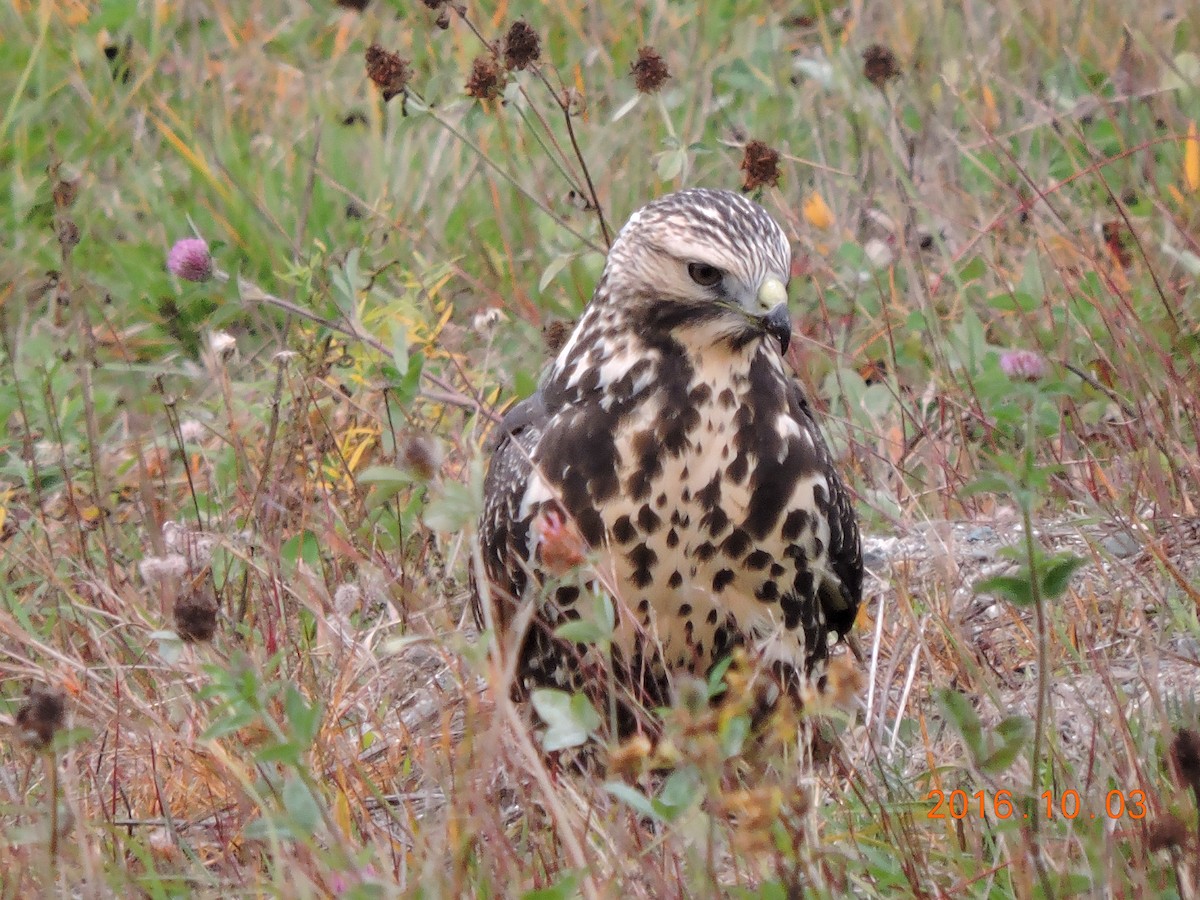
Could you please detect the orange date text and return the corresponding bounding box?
[925,789,1147,820]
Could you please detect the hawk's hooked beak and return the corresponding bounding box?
[757,277,791,354]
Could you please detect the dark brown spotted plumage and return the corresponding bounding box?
[474,188,861,727]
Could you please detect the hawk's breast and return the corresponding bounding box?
[590,344,834,674]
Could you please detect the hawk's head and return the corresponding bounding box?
[599,188,793,352]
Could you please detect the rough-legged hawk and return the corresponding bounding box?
[475,188,861,726]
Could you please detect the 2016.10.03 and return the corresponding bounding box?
[926,789,1148,820]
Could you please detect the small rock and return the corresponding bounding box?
[1101,532,1141,558]
[862,548,888,570]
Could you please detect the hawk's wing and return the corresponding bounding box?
[473,391,548,631]
[786,379,863,638]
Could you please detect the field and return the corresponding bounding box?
[2,0,1200,896]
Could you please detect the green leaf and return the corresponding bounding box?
[706,654,735,699]
[522,872,581,900]
[980,716,1032,774]
[957,256,987,283]
[976,574,1034,607]
[422,478,481,532]
[1040,554,1085,599]
[531,689,599,752]
[281,530,320,570]
[554,619,607,645]
[655,766,702,821]
[281,777,322,833]
[605,781,661,821]
[284,684,321,748]
[719,714,750,759]
[937,689,983,758]
[654,148,686,181]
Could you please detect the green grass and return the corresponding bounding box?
[2,0,1200,895]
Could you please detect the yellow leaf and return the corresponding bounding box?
[803,192,834,230]
[981,84,999,133]
[334,785,353,841]
[1186,121,1200,192]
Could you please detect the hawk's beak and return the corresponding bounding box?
[757,278,791,354]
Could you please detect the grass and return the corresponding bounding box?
[2,0,1200,895]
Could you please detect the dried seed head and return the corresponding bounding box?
[56,219,80,254]
[167,237,213,283]
[739,140,781,192]
[503,20,541,71]
[399,432,442,480]
[365,44,411,102]
[822,652,865,708]
[53,177,79,209]
[630,47,670,94]
[607,733,653,780]
[1147,813,1188,852]
[862,44,900,88]
[465,54,505,100]
[175,578,219,642]
[1170,728,1200,796]
[542,319,573,354]
[16,684,66,749]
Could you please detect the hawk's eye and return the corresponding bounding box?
[687,262,723,288]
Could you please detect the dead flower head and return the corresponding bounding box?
[1169,728,1200,798]
[175,578,219,642]
[16,684,67,749]
[1147,813,1189,853]
[862,44,900,88]
[503,20,541,71]
[542,319,573,354]
[740,140,781,192]
[465,54,506,100]
[630,47,670,94]
[365,44,411,102]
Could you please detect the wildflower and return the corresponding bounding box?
[630,47,670,94]
[465,54,505,100]
[333,584,362,615]
[178,419,207,443]
[365,44,411,102]
[471,307,504,333]
[503,20,540,71]
[862,44,900,88]
[532,500,587,576]
[999,349,1048,381]
[167,237,213,283]
[16,684,66,749]
[139,554,189,585]
[740,140,781,192]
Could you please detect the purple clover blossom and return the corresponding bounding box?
[167,238,213,283]
[1000,349,1048,381]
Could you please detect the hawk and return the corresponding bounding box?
[475,188,861,726]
